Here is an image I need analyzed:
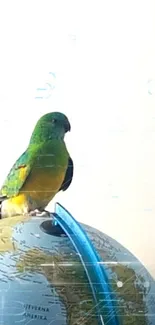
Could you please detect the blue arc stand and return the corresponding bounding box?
[53,203,120,325]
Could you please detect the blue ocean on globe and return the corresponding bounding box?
[0,206,154,325]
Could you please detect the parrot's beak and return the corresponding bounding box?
[65,121,71,132]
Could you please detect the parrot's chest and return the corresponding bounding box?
[21,141,69,207]
[24,169,65,205]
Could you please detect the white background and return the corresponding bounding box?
[0,0,155,278]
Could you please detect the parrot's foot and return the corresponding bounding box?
[29,209,40,216]
[29,209,52,218]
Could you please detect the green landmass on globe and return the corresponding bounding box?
[16,248,99,325]
[0,215,30,252]
[84,224,148,325]
[16,247,148,325]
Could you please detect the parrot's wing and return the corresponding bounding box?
[1,151,33,198]
[59,157,74,191]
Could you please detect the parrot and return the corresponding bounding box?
[0,112,73,218]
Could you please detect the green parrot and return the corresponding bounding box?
[0,112,73,218]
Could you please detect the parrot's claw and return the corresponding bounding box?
[42,210,52,218]
[29,209,52,218]
[29,209,40,216]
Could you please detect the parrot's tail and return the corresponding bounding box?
[0,195,7,219]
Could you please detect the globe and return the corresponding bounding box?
[0,203,154,325]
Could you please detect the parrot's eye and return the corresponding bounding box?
[52,118,57,124]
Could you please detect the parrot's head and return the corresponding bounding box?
[29,112,71,144]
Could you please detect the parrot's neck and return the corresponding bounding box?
[29,129,65,145]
